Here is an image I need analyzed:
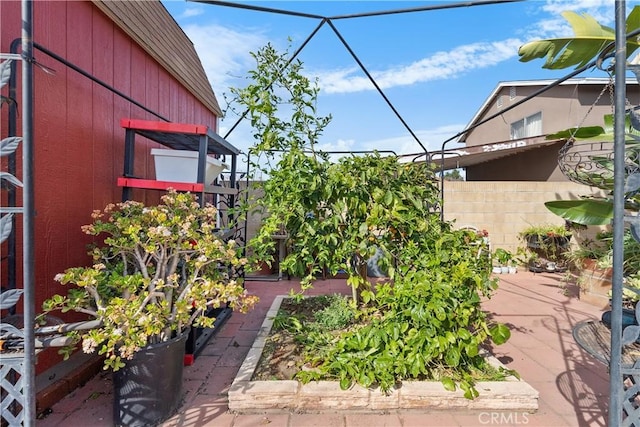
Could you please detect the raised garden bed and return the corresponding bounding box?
[229,296,539,413]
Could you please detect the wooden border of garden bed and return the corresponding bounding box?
[229,296,539,413]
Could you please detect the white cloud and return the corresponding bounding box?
[315,39,524,94]
[182,23,267,97]
[180,0,617,102]
[318,124,465,157]
[525,1,614,41]
[181,6,204,18]
[540,0,613,23]
[316,138,356,153]
[310,1,615,96]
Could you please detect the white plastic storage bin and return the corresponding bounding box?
[151,148,227,184]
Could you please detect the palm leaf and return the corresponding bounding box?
[518,8,640,70]
[547,114,640,142]
[545,199,613,225]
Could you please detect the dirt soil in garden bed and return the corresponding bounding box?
[251,295,514,384]
[252,296,337,381]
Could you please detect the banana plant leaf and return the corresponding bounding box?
[545,126,605,140]
[546,114,640,142]
[545,199,613,225]
[518,7,640,70]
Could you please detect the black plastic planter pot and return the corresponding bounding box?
[525,234,571,249]
[113,332,188,427]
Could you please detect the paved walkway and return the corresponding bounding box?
[37,272,609,427]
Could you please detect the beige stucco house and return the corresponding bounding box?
[440,77,638,181]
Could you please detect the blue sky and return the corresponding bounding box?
[160,0,630,158]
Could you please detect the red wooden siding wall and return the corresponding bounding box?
[1,1,220,373]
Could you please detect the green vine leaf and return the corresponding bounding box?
[441,377,456,392]
[489,323,511,345]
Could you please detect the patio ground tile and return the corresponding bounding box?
[288,412,346,427]
[233,413,290,427]
[199,336,233,356]
[529,377,607,420]
[559,411,607,427]
[344,413,402,427]
[183,354,220,380]
[400,411,460,427]
[215,319,242,338]
[451,411,531,427]
[166,398,233,427]
[227,329,261,347]
[215,344,250,368]
[508,409,572,427]
[199,366,240,396]
[34,275,615,427]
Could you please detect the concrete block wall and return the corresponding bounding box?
[442,181,606,254]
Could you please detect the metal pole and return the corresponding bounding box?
[610,1,626,425]
[21,0,36,424]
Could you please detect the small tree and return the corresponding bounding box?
[226,42,509,396]
[443,169,464,181]
[227,43,444,301]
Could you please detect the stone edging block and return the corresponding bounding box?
[229,295,539,413]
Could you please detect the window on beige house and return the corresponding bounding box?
[510,111,542,139]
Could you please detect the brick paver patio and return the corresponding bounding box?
[37,272,608,427]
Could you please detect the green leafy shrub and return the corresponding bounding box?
[40,191,259,370]
[312,294,356,330]
[297,228,507,396]
[228,42,509,398]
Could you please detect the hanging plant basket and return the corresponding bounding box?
[557,139,616,188]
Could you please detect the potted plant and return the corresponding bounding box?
[519,224,572,250]
[518,224,572,271]
[493,248,513,274]
[40,190,258,426]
